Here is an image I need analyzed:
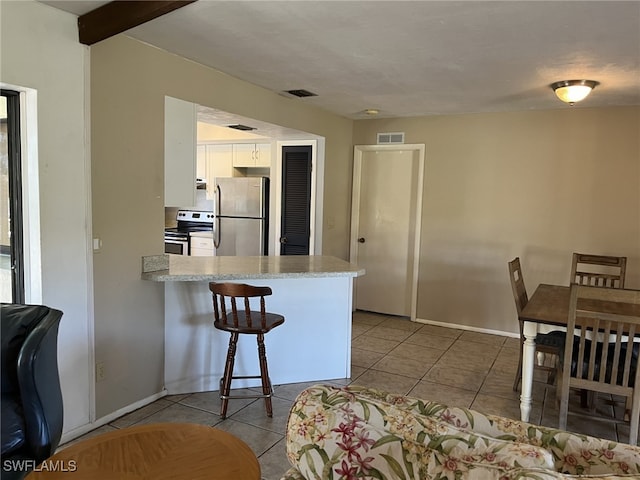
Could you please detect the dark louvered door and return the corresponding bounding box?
[280,146,312,255]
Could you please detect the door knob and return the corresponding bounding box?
[280,236,288,244]
[358,237,366,243]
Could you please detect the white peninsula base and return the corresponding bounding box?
[143,255,364,395]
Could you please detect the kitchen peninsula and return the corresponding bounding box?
[143,255,364,394]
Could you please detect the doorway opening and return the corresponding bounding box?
[184,102,324,256]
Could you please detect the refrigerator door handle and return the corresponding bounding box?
[214,184,221,248]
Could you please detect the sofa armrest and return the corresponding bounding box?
[17,307,63,462]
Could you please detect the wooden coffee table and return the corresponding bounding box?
[26,423,260,479]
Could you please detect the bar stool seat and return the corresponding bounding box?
[209,282,285,419]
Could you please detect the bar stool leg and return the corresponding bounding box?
[220,332,239,419]
[256,333,273,417]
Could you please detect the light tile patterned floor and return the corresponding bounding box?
[61,311,629,479]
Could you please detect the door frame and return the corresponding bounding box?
[273,139,321,255]
[350,144,425,321]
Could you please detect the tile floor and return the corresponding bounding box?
[62,311,630,479]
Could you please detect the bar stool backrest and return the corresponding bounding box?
[209,282,272,331]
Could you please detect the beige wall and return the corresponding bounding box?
[353,107,640,334]
[90,35,353,417]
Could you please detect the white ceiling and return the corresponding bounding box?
[42,1,640,120]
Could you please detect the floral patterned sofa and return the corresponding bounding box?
[282,384,640,480]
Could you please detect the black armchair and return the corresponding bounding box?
[1,304,63,480]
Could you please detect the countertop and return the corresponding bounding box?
[141,255,365,282]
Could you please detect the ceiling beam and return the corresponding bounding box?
[78,1,197,46]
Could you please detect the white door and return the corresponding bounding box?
[350,145,425,319]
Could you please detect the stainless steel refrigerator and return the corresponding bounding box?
[214,177,269,256]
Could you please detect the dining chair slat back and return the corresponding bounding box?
[509,257,561,391]
[570,253,627,289]
[560,285,640,444]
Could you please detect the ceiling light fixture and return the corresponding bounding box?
[550,80,599,105]
[364,109,379,116]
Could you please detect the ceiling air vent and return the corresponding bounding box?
[284,89,318,98]
[377,132,405,144]
[227,124,256,131]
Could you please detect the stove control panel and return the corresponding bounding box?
[176,210,215,223]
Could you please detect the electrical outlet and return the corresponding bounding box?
[96,362,105,382]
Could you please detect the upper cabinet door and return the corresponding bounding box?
[164,96,196,207]
[255,143,272,167]
[232,144,256,167]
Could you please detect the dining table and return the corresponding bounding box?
[518,283,640,422]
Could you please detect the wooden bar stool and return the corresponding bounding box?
[209,282,285,419]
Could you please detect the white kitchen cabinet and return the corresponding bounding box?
[164,96,196,207]
[232,143,271,168]
[206,144,233,199]
[197,144,234,199]
[190,232,215,256]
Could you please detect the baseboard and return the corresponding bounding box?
[414,317,519,339]
[60,390,168,444]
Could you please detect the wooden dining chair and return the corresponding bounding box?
[509,257,564,391]
[209,282,285,419]
[571,253,629,409]
[559,285,640,444]
[570,253,627,289]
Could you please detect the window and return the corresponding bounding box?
[1,90,24,303]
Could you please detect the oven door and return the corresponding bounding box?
[164,237,188,256]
